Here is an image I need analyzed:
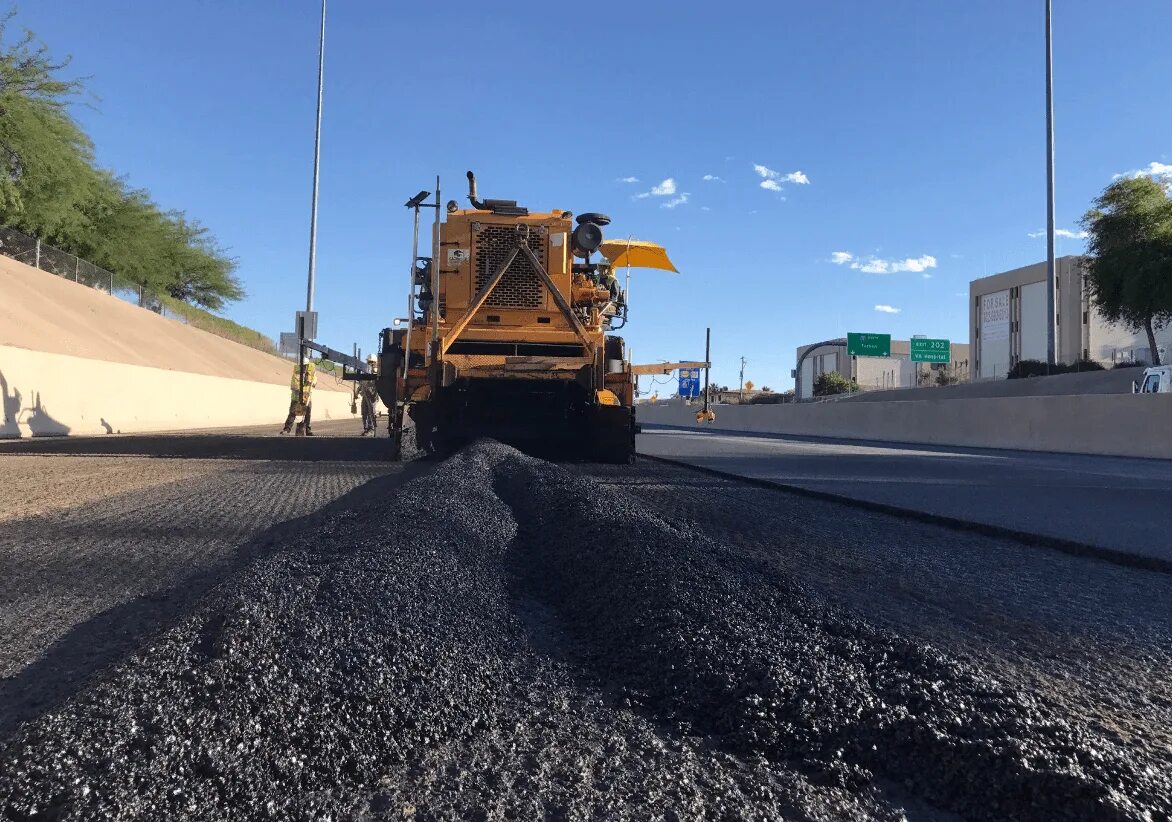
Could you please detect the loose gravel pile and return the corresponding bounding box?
[1,441,1167,820]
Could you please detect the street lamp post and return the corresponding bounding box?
[1045,0,1057,365]
[300,0,327,405]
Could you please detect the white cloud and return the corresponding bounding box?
[617,176,639,183]
[1114,161,1172,180]
[700,206,711,211]
[702,174,724,182]
[651,178,676,195]
[874,304,901,314]
[922,273,933,279]
[753,163,810,190]
[831,251,938,274]
[634,178,677,200]
[1027,228,1088,239]
[661,193,690,209]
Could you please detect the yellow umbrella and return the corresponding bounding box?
[598,239,679,273]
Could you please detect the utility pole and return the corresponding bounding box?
[300,0,327,406]
[739,356,747,403]
[702,327,711,414]
[1045,0,1057,365]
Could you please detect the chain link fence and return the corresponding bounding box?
[0,225,277,355]
[0,225,119,292]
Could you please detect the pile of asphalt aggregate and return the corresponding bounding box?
[0,441,1166,820]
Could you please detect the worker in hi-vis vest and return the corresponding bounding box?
[281,359,317,435]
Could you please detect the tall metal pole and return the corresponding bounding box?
[299,0,327,409]
[403,204,421,379]
[739,356,747,403]
[702,327,711,414]
[430,177,441,356]
[306,0,326,316]
[1045,0,1057,365]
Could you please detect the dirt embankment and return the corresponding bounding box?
[0,256,347,391]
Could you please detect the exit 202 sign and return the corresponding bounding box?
[910,338,951,363]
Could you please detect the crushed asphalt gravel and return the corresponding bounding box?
[0,439,1168,820]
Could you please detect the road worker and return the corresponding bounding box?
[281,358,317,436]
[360,355,379,435]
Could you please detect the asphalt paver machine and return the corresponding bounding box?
[376,172,665,463]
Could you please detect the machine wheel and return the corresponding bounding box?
[589,404,636,464]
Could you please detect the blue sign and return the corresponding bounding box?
[678,367,702,398]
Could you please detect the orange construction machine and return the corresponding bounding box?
[375,172,668,463]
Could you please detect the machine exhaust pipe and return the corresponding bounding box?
[467,170,487,210]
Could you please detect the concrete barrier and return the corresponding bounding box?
[838,366,1146,403]
[0,344,355,438]
[638,393,1172,460]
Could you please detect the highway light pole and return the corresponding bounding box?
[306,0,326,318]
[299,0,327,408]
[1045,0,1057,365]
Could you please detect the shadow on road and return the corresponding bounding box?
[0,462,429,741]
[0,431,393,462]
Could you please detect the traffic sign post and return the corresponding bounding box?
[678,367,702,398]
[846,332,891,357]
[910,337,951,363]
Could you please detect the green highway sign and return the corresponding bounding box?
[910,337,951,363]
[847,332,891,358]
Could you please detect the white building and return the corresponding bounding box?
[969,256,1171,379]
[794,338,970,400]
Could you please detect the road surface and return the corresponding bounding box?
[1,429,1168,819]
[638,425,1172,564]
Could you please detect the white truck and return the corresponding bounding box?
[1132,366,1172,394]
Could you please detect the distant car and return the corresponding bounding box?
[1132,366,1172,394]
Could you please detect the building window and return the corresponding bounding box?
[1083,348,1089,360]
[1083,310,1089,325]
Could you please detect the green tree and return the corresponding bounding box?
[813,371,858,396]
[0,13,242,309]
[0,11,100,241]
[1082,176,1172,365]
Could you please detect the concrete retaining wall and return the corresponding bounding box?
[1,344,355,438]
[838,366,1146,403]
[638,393,1172,460]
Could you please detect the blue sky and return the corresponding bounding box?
[22,1,1172,390]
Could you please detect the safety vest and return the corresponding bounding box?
[291,362,317,404]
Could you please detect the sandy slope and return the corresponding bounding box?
[0,256,348,392]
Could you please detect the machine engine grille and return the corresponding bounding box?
[474,225,546,309]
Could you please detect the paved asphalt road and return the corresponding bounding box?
[638,425,1172,563]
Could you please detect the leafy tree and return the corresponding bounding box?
[1082,176,1172,365]
[935,368,961,386]
[813,371,858,396]
[0,10,100,241]
[0,13,242,309]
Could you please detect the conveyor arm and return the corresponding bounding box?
[629,360,709,376]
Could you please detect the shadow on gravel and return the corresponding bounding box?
[0,433,395,462]
[0,461,430,741]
